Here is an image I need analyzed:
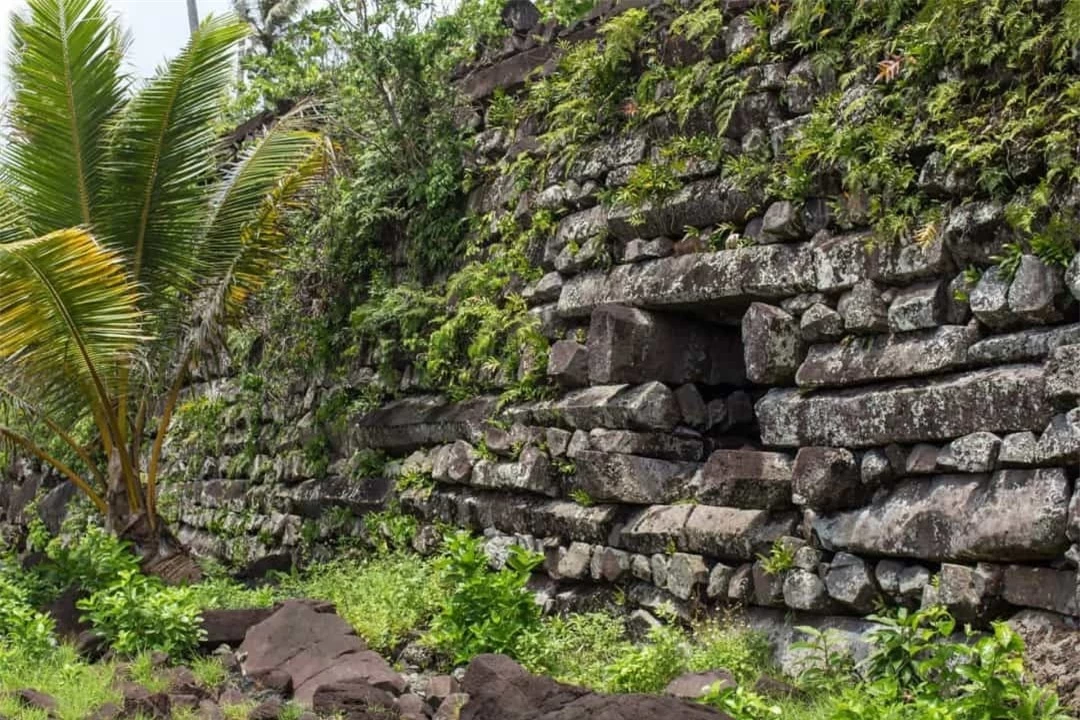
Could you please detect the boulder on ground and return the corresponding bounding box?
[238,600,405,707]
[458,654,729,720]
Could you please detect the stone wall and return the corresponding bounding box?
[7,0,1080,629]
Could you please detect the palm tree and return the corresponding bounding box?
[232,0,307,53]
[188,0,200,34]
[0,0,325,580]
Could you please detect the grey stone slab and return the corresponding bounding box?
[759,365,1052,448]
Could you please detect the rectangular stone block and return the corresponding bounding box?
[813,469,1070,563]
[520,383,681,432]
[795,325,976,389]
[967,324,1080,365]
[682,505,798,561]
[698,450,794,509]
[1002,565,1079,616]
[618,505,694,554]
[606,177,759,241]
[588,429,704,461]
[470,447,559,497]
[568,451,701,505]
[587,305,746,386]
[557,244,815,318]
[758,365,1052,448]
[813,231,950,293]
[350,395,496,452]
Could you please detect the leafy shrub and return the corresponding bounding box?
[0,575,56,660]
[790,606,1070,720]
[279,554,443,653]
[516,612,630,688]
[43,525,141,596]
[604,620,689,693]
[686,618,773,684]
[758,539,797,576]
[77,569,206,657]
[427,532,543,664]
[701,684,783,719]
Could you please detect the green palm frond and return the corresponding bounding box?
[4,0,127,234]
[200,121,325,317]
[104,15,249,306]
[0,228,143,420]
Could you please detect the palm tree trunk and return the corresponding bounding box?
[106,447,202,585]
[186,0,199,34]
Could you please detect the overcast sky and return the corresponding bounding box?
[0,0,239,94]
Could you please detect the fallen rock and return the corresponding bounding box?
[664,669,735,699]
[200,607,275,649]
[239,600,405,707]
[459,653,728,720]
[313,680,400,719]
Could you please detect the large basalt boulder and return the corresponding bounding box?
[967,323,1080,365]
[587,429,704,462]
[557,244,814,318]
[313,680,400,719]
[587,305,746,386]
[1002,565,1078,616]
[795,325,975,389]
[458,654,730,720]
[812,230,950,291]
[1008,255,1066,324]
[1046,344,1080,407]
[200,607,275,649]
[813,469,1071,562]
[791,447,863,511]
[528,383,681,432]
[742,303,804,385]
[568,451,700,505]
[758,365,1052,448]
[698,450,794,510]
[470,447,558,497]
[239,600,405,707]
[607,176,759,241]
[351,395,496,452]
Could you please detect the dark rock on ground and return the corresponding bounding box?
[313,680,400,719]
[664,670,735,700]
[458,654,731,720]
[239,600,405,707]
[200,607,275,649]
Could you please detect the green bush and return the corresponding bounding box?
[279,554,443,653]
[516,612,630,688]
[77,569,206,657]
[190,553,443,654]
[774,606,1071,720]
[604,620,689,694]
[0,575,56,660]
[43,525,141,596]
[427,532,543,664]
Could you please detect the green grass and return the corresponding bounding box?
[190,552,443,653]
[0,646,121,720]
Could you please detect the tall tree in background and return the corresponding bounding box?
[187,0,199,33]
[0,0,325,580]
[232,0,307,53]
